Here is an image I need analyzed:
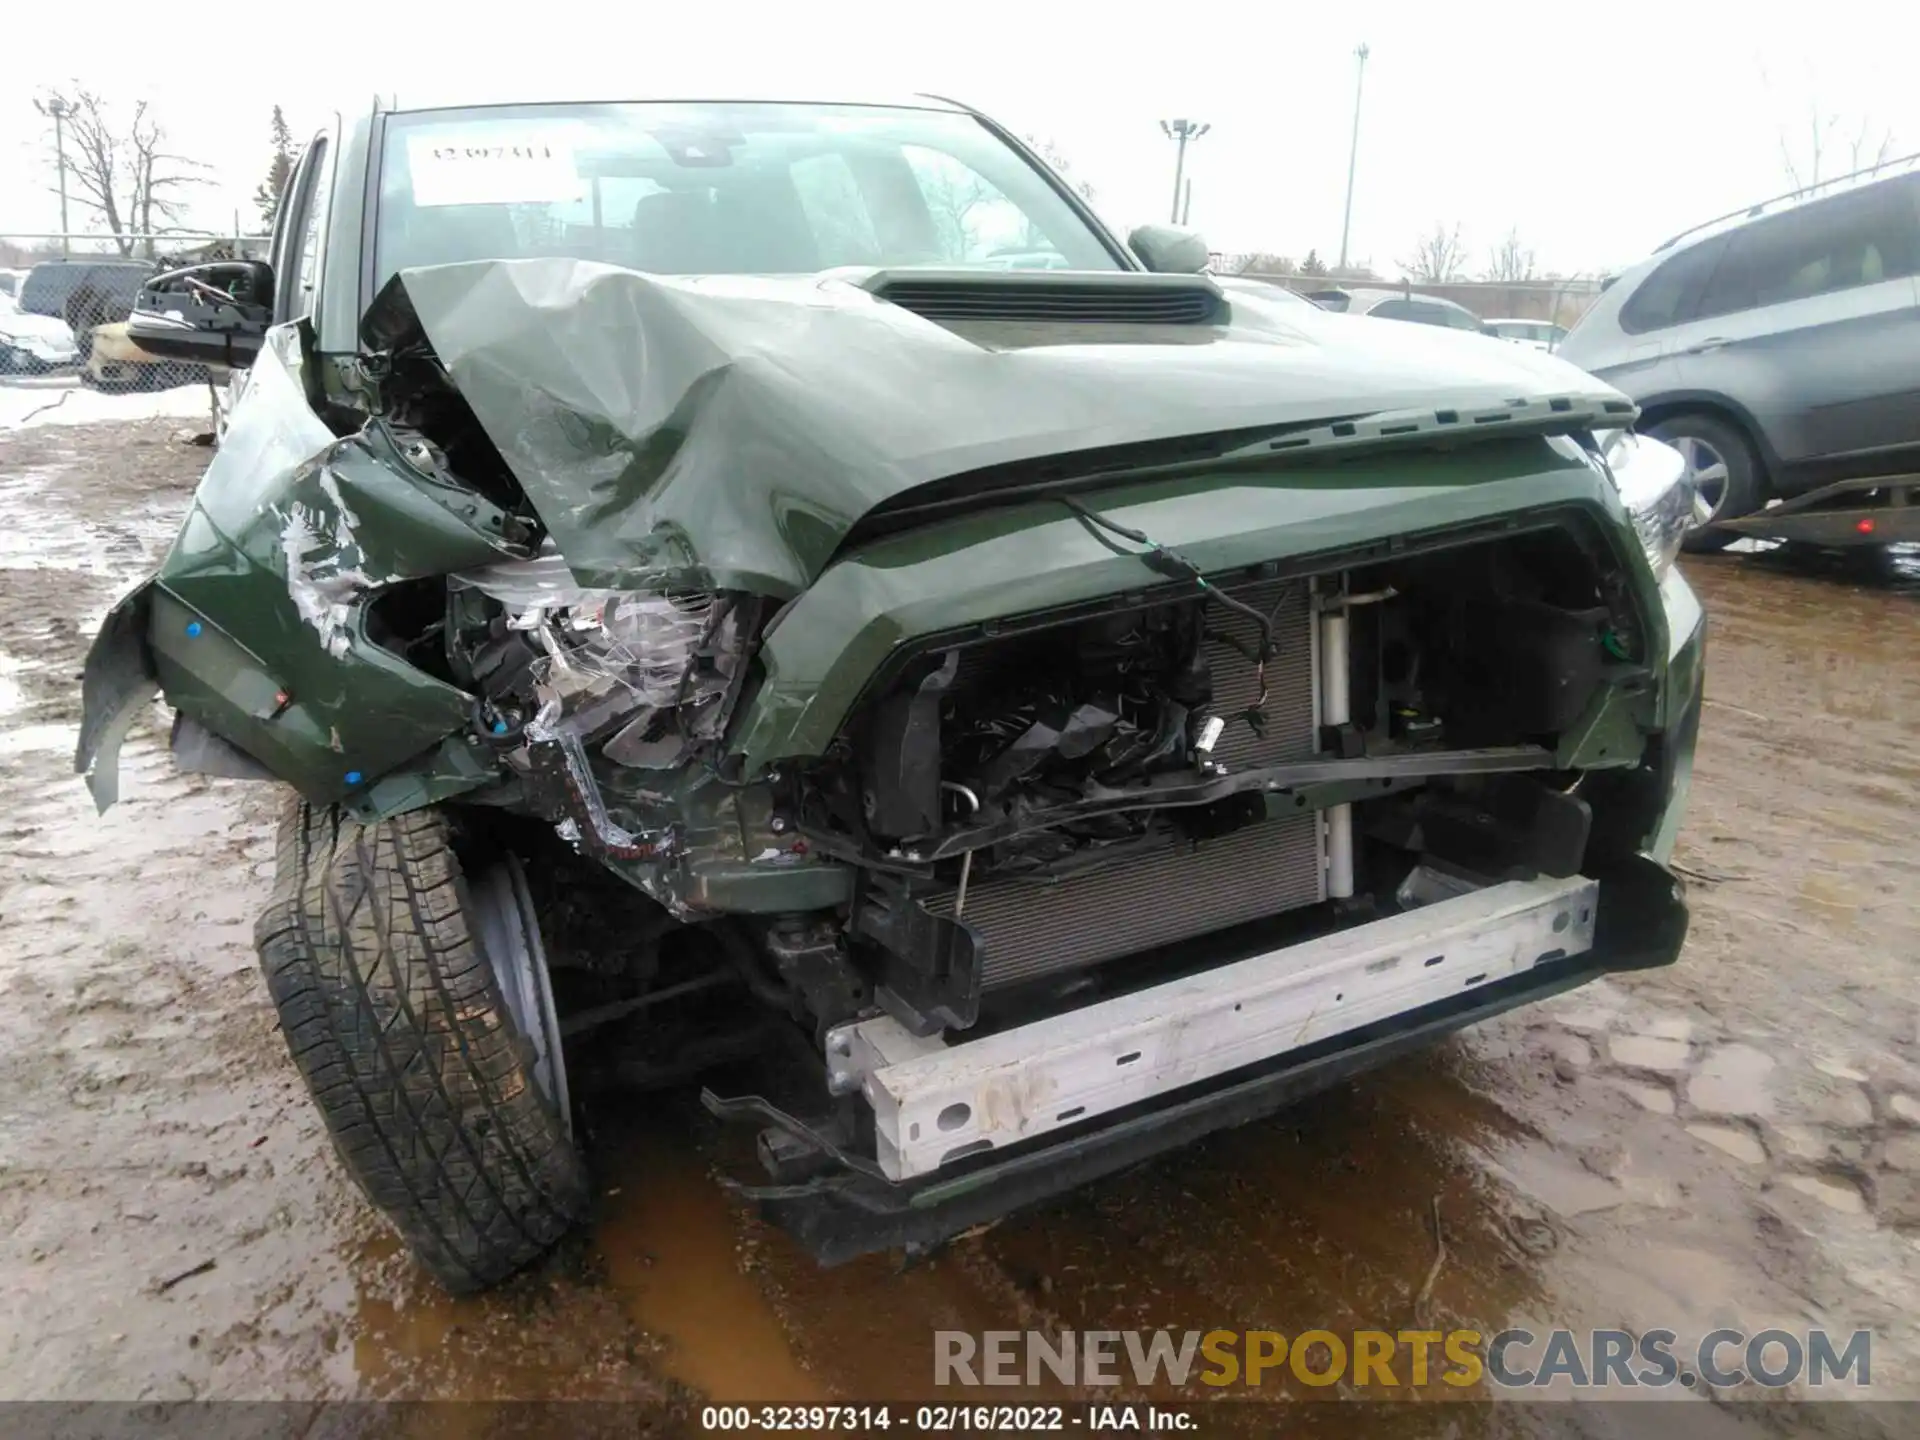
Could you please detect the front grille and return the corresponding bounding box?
[932,578,1324,989]
[876,279,1224,326]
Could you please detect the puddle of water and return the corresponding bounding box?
[594,1116,823,1403]
[1785,1173,1869,1216]
[1686,1043,1776,1120]
[1685,1123,1767,1165]
[350,1247,464,1390]
[1493,1146,1636,1218]
[1719,538,1920,592]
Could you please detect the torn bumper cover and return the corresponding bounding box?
[710,855,1686,1265]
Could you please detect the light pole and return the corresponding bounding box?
[34,97,73,255]
[1160,118,1210,224]
[1338,43,1370,272]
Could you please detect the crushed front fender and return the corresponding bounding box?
[83,324,533,810]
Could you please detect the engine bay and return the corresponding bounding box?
[776,521,1650,1032]
[797,525,1637,851]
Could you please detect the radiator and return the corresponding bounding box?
[931,579,1326,990]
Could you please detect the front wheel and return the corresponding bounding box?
[1645,413,1764,554]
[255,800,590,1293]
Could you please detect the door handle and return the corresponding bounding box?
[1683,337,1729,355]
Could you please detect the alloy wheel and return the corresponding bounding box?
[1671,435,1731,528]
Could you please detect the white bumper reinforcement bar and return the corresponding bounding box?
[826,873,1599,1181]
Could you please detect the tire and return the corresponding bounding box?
[254,800,590,1293]
[1645,413,1763,554]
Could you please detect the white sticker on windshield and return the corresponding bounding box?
[407,132,584,208]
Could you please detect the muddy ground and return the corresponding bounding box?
[1,415,1916,1434]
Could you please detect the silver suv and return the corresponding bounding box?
[1308,286,1491,332]
[1558,165,1920,549]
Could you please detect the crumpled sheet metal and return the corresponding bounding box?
[362,257,1599,599]
[149,325,532,797]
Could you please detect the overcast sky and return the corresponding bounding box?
[5,0,1917,278]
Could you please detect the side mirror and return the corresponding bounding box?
[1128,224,1210,275]
[126,260,274,369]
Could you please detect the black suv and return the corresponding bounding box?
[19,258,158,358]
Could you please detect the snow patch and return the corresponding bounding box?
[0,378,215,431]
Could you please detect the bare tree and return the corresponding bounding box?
[255,105,298,228]
[1398,222,1467,283]
[1008,134,1099,252]
[1483,227,1535,283]
[915,158,995,260]
[37,88,208,255]
[1022,134,1098,207]
[1779,104,1897,193]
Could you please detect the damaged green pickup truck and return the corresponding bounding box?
[79,94,1705,1293]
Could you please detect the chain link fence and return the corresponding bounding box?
[1,230,268,427]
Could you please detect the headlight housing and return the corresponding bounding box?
[1597,429,1708,581]
[454,548,735,765]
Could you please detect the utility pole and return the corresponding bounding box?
[1181,177,1193,226]
[35,96,73,255]
[1160,118,1210,224]
[1338,43,1370,272]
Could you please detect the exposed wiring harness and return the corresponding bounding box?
[1057,494,1281,738]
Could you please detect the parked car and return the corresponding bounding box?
[82,92,1703,1294]
[1486,318,1569,352]
[0,268,26,300]
[18,257,158,361]
[0,291,80,372]
[1557,161,1920,549]
[1306,286,1492,334]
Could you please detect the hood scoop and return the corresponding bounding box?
[863,268,1225,326]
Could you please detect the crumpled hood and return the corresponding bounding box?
[367,258,1625,596]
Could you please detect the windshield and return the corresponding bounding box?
[373,101,1120,290]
